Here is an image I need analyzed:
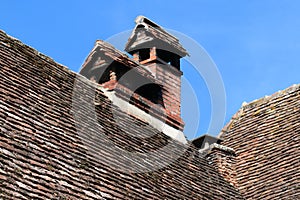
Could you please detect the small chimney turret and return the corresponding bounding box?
[79,16,188,142]
[125,16,189,130]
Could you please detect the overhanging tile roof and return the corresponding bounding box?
[0,30,243,199]
[219,84,300,199]
[80,40,156,81]
[125,16,189,57]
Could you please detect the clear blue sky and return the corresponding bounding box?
[1,1,299,139]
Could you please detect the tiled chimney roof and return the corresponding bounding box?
[125,16,189,57]
[80,40,155,81]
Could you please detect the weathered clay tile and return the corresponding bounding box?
[0,30,243,199]
[1,17,299,198]
[219,84,300,199]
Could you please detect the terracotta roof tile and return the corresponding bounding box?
[0,30,242,199]
[219,84,300,199]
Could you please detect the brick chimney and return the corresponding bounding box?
[192,134,237,187]
[125,16,189,130]
[79,16,188,142]
[205,144,238,188]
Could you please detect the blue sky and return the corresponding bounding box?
[1,1,299,139]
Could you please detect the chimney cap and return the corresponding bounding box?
[125,16,189,57]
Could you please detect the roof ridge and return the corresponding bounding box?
[125,16,188,57]
[95,40,147,68]
[242,83,300,109]
[81,39,155,78]
[218,83,300,138]
[135,16,179,41]
[95,39,130,58]
[0,29,72,77]
[0,30,108,103]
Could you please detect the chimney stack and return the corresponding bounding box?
[79,16,188,142]
[125,16,189,130]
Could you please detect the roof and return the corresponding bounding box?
[125,16,189,57]
[80,40,155,81]
[0,30,243,199]
[219,84,300,199]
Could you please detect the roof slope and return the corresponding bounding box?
[80,40,155,81]
[219,84,300,199]
[0,31,243,199]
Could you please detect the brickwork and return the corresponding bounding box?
[124,16,188,131]
[206,145,238,188]
[144,62,183,129]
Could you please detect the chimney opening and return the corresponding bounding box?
[138,48,150,61]
[132,83,164,106]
